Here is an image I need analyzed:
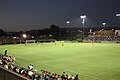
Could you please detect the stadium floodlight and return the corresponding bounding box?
[66,20,70,36]
[66,20,70,24]
[116,13,120,27]
[23,34,27,38]
[80,15,86,39]
[116,13,120,17]
[23,34,27,46]
[102,22,106,30]
[81,15,86,19]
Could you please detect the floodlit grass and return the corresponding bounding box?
[0,42,120,80]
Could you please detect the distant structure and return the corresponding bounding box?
[115,30,120,36]
[95,30,114,35]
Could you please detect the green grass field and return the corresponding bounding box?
[0,42,120,80]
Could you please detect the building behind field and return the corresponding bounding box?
[115,30,120,36]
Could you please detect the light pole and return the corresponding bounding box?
[102,22,106,36]
[23,34,27,46]
[80,15,86,39]
[102,22,106,30]
[66,20,70,36]
[116,13,120,27]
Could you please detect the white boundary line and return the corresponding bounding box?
[17,56,102,80]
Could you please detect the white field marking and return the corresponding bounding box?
[17,56,102,80]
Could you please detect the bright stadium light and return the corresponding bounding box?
[80,15,86,19]
[23,34,27,46]
[66,20,70,36]
[23,34,27,38]
[116,13,120,17]
[102,22,106,30]
[80,15,86,39]
[66,20,70,24]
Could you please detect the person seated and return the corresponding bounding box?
[11,55,16,62]
[3,62,8,69]
[21,70,27,77]
[74,74,79,80]
[7,56,12,62]
[3,56,12,62]
[19,68,24,74]
[16,67,21,73]
[61,72,65,79]
[2,60,7,66]
[28,70,34,79]
[57,75,61,80]
[0,60,3,65]
[28,64,34,70]
[8,64,14,70]
[13,67,18,72]
[33,74,41,80]
[3,56,7,60]
[71,75,75,80]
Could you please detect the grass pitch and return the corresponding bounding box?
[0,42,120,80]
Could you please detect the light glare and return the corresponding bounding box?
[23,34,27,38]
[66,21,70,24]
[80,15,86,19]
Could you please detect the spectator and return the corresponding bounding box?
[33,74,41,80]
[61,72,65,80]
[28,64,34,70]
[13,67,17,72]
[8,64,14,70]
[74,74,79,80]
[57,75,61,80]
[3,62,8,69]
[12,55,16,62]
[21,70,27,77]
[4,49,8,56]
[19,68,24,74]
[28,70,34,79]
[0,60,3,65]
[71,75,74,80]
[16,67,21,73]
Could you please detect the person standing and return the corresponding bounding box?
[62,42,64,46]
[5,49,8,56]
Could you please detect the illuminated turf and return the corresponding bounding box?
[0,42,120,80]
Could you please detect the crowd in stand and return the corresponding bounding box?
[2,55,16,62]
[87,35,120,42]
[0,54,79,80]
[40,70,79,80]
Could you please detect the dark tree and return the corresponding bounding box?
[0,29,5,36]
[50,25,60,39]
[0,29,5,44]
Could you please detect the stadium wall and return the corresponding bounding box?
[101,41,117,43]
[0,67,28,80]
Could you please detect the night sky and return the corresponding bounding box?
[0,0,120,32]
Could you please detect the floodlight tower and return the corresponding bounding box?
[102,22,106,30]
[80,15,86,39]
[66,20,70,25]
[66,20,70,36]
[116,13,120,17]
[116,13,120,27]
[23,34,27,46]
[23,34,27,38]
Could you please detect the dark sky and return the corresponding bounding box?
[0,0,120,31]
